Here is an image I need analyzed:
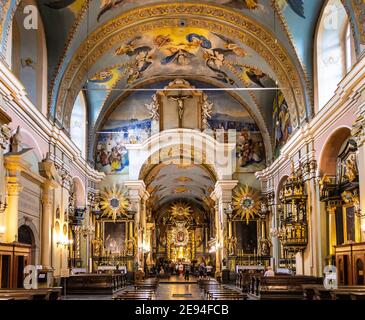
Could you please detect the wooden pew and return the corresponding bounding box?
[0,287,62,300]
[330,286,365,300]
[248,275,323,300]
[65,273,126,295]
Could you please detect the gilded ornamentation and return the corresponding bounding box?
[144,94,160,121]
[319,175,331,194]
[352,114,365,146]
[99,185,129,221]
[232,184,261,223]
[342,154,358,182]
[92,238,103,257]
[0,124,11,149]
[53,3,305,129]
[202,93,213,129]
[341,190,360,206]
[170,202,192,221]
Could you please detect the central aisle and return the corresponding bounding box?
[156,283,202,300]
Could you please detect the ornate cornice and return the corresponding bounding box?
[54,3,307,131]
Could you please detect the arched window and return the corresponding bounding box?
[11,1,48,115]
[70,92,87,158]
[344,22,355,73]
[316,0,354,111]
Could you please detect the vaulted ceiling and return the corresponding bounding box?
[35,0,317,131]
[1,0,364,158]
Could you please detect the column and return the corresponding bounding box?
[352,92,365,241]
[327,205,337,256]
[5,177,22,243]
[124,181,150,271]
[211,180,238,279]
[304,160,322,276]
[41,182,53,267]
[4,154,28,243]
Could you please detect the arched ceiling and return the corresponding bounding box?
[0,0,364,155]
[34,1,314,130]
[143,163,216,212]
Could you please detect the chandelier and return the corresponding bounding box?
[278,162,308,253]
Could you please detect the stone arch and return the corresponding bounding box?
[127,128,235,181]
[17,219,40,265]
[318,126,352,176]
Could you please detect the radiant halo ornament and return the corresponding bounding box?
[99,186,129,221]
[170,202,192,220]
[232,184,261,223]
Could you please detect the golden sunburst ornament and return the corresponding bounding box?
[99,186,129,221]
[171,202,192,220]
[232,185,261,223]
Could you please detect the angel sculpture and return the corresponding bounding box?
[144,94,160,121]
[202,94,213,129]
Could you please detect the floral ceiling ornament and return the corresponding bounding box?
[232,184,261,223]
[99,185,129,221]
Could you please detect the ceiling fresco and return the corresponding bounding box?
[93,78,278,176]
[33,1,308,126]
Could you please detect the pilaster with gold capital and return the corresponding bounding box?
[210,180,238,278]
[39,160,60,268]
[124,180,150,268]
[4,176,22,243]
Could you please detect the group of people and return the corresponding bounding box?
[152,260,215,280]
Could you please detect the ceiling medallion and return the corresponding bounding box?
[232,184,261,223]
[99,185,129,221]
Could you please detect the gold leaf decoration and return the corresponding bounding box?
[99,185,129,221]
[232,184,261,223]
[170,202,192,220]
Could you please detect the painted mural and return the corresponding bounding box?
[273,91,292,158]
[111,27,269,87]
[206,90,266,171]
[95,91,153,174]
[95,80,266,174]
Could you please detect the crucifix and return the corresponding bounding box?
[168,94,193,127]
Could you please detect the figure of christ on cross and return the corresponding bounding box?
[168,94,193,127]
